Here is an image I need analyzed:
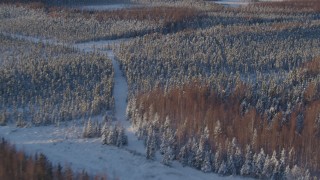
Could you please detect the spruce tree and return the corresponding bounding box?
[201,151,212,173]
[146,131,156,160]
[240,145,254,177]
[254,148,266,178]
[162,146,173,166]
[218,160,228,175]
[178,145,188,167]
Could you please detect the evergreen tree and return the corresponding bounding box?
[254,148,266,178]
[162,146,173,166]
[218,160,228,175]
[116,126,128,147]
[93,121,101,137]
[263,155,273,179]
[187,138,197,167]
[201,151,212,173]
[146,131,156,160]
[278,148,287,179]
[160,117,175,156]
[195,126,210,169]
[86,119,93,138]
[234,147,244,175]
[285,165,292,179]
[178,145,188,167]
[195,145,204,170]
[227,154,236,175]
[0,111,7,126]
[290,165,303,179]
[270,150,280,179]
[107,126,116,145]
[304,169,310,180]
[214,147,222,173]
[240,145,254,177]
[83,122,88,138]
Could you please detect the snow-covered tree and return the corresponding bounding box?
[227,154,236,175]
[201,151,212,173]
[277,148,287,179]
[290,165,304,179]
[107,126,117,145]
[0,111,7,126]
[263,155,273,179]
[234,147,244,175]
[254,148,266,178]
[195,146,204,170]
[160,116,175,156]
[240,145,254,177]
[83,119,94,138]
[116,126,128,147]
[270,150,279,179]
[214,120,222,141]
[101,123,109,145]
[195,126,210,169]
[178,145,188,167]
[146,131,156,160]
[162,146,173,166]
[187,138,198,167]
[218,160,228,175]
[214,146,222,173]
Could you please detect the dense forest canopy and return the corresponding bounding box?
[0,0,320,179]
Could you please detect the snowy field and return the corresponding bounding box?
[213,0,250,7]
[73,2,143,11]
[212,0,284,7]
[0,124,247,180]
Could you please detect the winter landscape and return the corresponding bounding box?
[0,0,320,179]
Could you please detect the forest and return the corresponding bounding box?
[0,0,320,179]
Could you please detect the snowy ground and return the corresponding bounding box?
[71,1,144,11]
[75,3,143,11]
[213,0,250,7]
[212,0,284,7]
[0,124,246,180]
[0,33,249,179]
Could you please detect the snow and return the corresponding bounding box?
[0,32,66,46]
[213,0,250,7]
[75,3,143,11]
[0,123,248,180]
[0,33,249,179]
[212,0,284,7]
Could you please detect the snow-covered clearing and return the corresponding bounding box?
[213,0,250,7]
[0,33,247,179]
[212,0,284,7]
[75,3,143,11]
[0,123,244,180]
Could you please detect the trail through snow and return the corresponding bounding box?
[76,40,146,154]
[0,33,247,179]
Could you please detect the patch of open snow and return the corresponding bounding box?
[0,124,247,180]
[0,32,67,46]
[75,3,143,11]
[211,0,250,7]
[212,0,284,7]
